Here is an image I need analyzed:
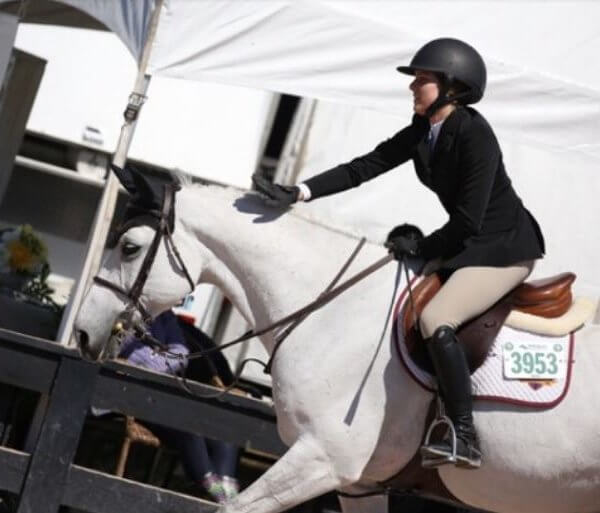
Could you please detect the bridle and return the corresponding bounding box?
[90,180,403,399]
[93,183,195,325]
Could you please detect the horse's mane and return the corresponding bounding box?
[182,182,379,245]
[167,168,194,187]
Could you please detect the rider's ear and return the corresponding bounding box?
[111,164,138,196]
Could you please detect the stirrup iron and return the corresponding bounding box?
[420,395,458,468]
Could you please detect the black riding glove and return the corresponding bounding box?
[385,236,420,260]
[252,175,299,208]
[384,223,424,261]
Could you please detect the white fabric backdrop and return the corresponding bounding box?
[149,0,600,298]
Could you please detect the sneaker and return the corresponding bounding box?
[221,475,240,501]
[202,472,227,503]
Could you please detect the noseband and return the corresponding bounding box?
[93,183,195,324]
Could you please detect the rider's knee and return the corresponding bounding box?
[419,306,441,338]
[419,306,457,339]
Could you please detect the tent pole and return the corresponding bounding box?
[57,0,165,345]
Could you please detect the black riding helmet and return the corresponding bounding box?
[397,38,487,116]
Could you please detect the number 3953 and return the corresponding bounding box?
[510,351,558,375]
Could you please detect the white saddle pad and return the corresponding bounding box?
[393,285,574,408]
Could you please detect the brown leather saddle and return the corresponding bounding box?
[402,272,576,374]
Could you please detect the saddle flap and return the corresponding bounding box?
[402,274,510,375]
[402,274,442,353]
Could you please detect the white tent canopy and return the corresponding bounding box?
[150,1,600,160]
[0,0,152,59]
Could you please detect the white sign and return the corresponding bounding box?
[502,341,568,380]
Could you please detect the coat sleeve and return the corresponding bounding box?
[418,120,500,260]
[303,115,428,200]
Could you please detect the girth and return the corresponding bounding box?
[402,272,576,374]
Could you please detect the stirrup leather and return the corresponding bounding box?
[420,396,458,468]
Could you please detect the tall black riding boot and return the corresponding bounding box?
[420,325,482,469]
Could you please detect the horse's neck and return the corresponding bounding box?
[200,251,256,327]
[179,186,374,344]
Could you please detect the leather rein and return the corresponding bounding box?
[93,184,395,388]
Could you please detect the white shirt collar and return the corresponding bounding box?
[428,119,445,149]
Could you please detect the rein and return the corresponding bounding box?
[138,239,394,367]
[134,238,395,400]
[93,183,398,397]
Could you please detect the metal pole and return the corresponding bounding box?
[57,0,165,345]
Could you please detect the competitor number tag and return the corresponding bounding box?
[502,341,568,380]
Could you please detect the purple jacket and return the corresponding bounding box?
[119,310,189,375]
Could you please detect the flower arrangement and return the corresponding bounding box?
[0,224,48,277]
[0,225,61,312]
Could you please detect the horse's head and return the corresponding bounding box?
[74,165,201,361]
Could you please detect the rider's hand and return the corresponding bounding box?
[252,175,299,208]
[385,235,420,260]
[384,223,423,260]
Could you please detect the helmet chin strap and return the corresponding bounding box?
[425,94,450,119]
[425,74,471,119]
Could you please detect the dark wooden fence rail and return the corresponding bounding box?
[0,328,286,513]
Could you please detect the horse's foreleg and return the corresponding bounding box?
[337,484,388,513]
[219,436,342,513]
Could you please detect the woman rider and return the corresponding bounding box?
[253,38,545,469]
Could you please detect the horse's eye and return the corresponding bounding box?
[121,242,141,257]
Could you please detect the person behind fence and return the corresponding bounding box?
[119,309,239,503]
[252,38,545,469]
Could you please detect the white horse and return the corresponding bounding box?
[74,171,600,513]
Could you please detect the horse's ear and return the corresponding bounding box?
[129,167,163,209]
[112,164,164,209]
[111,164,138,196]
[132,167,165,210]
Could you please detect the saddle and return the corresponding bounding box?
[402,272,576,374]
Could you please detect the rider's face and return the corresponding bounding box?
[409,71,440,116]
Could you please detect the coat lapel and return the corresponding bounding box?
[430,107,463,163]
[417,138,431,167]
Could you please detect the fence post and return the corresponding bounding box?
[0,384,17,445]
[16,357,98,513]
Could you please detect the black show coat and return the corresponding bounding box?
[303,107,544,270]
